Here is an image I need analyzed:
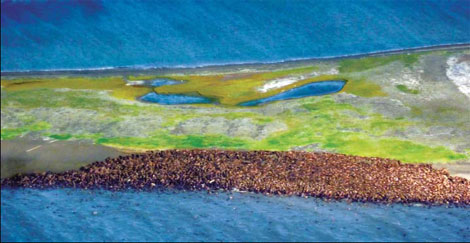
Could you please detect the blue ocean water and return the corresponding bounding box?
[139,92,213,105]
[2,0,470,71]
[240,80,346,106]
[1,189,469,242]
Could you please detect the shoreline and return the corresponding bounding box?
[1,43,469,78]
[0,138,127,179]
[2,137,469,180]
[432,162,470,180]
[2,149,469,206]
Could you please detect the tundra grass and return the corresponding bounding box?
[1,121,51,140]
[153,66,323,105]
[1,63,386,108]
[396,84,419,94]
[154,75,385,105]
[96,133,250,150]
[1,50,468,163]
[340,78,387,97]
[3,86,465,163]
[338,52,422,73]
[1,76,152,101]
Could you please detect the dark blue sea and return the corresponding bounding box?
[1,0,469,71]
[1,189,470,242]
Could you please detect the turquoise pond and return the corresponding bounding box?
[127,79,183,87]
[240,80,346,106]
[139,92,213,105]
[139,80,346,105]
[1,189,469,242]
[148,79,184,87]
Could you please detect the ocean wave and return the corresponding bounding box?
[3,0,470,72]
[2,43,469,75]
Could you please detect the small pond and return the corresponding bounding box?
[137,80,346,105]
[127,78,184,87]
[139,92,213,105]
[240,80,346,106]
[148,78,184,87]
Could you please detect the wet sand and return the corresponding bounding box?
[433,162,470,180]
[1,138,126,178]
[2,149,469,206]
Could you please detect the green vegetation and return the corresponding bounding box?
[48,134,73,140]
[1,49,468,164]
[97,133,249,150]
[0,76,152,100]
[341,78,387,97]
[93,95,467,163]
[154,66,325,105]
[339,52,421,73]
[1,121,51,140]
[396,84,419,94]
[0,62,389,108]
[155,75,387,104]
[3,87,466,163]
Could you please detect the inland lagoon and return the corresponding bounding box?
[126,78,184,87]
[240,80,346,106]
[139,80,346,106]
[139,92,214,105]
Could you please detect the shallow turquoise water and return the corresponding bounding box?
[1,189,469,242]
[2,0,469,71]
[140,80,345,105]
[148,79,183,87]
[240,80,346,106]
[139,92,213,105]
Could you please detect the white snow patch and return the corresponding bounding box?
[388,70,422,89]
[446,57,470,99]
[258,76,303,93]
[400,72,421,88]
[257,68,339,93]
[309,68,339,76]
[126,80,146,86]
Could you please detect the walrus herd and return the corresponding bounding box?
[1,150,469,205]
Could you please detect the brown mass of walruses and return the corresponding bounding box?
[1,150,469,205]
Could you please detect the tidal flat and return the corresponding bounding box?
[1,46,470,167]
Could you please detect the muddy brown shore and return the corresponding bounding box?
[1,150,469,205]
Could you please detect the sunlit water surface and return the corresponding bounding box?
[1,189,469,242]
[2,0,469,71]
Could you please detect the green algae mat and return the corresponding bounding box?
[1,48,469,163]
